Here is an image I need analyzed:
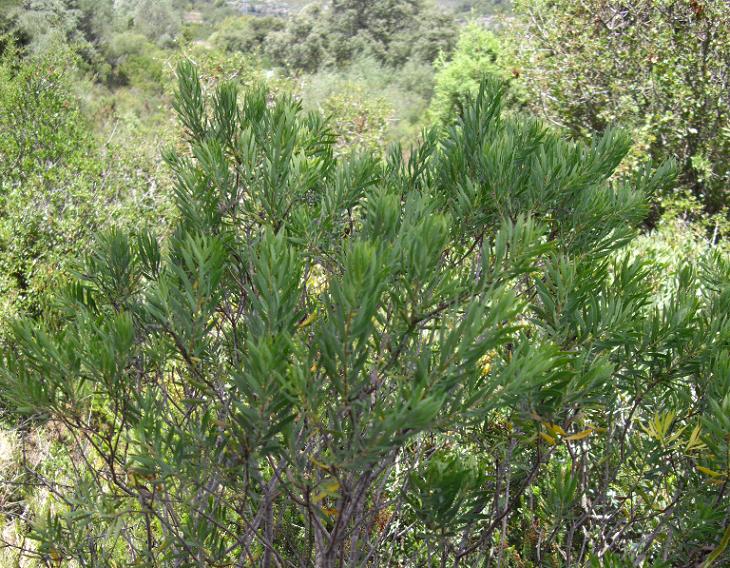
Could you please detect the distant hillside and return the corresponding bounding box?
[438,0,512,14]
[225,0,511,16]
[0,0,21,16]
[228,0,293,16]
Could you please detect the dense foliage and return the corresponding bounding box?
[0,47,167,327]
[266,0,457,72]
[1,1,730,566]
[513,0,730,225]
[2,62,729,567]
[210,15,284,56]
[429,22,515,121]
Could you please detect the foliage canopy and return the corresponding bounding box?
[266,0,457,72]
[513,0,730,224]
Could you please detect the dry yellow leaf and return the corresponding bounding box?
[312,480,340,503]
[310,456,332,472]
[564,428,594,441]
[298,310,318,329]
[696,465,724,478]
[542,422,566,437]
[539,432,556,445]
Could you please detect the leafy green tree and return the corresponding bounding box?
[210,15,284,55]
[513,0,730,224]
[429,22,516,121]
[2,62,730,567]
[7,0,113,58]
[0,0,23,36]
[114,0,182,46]
[264,3,327,72]
[440,0,512,15]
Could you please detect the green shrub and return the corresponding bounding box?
[513,0,730,225]
[210,15,284,55]
[429,22,516,121]
[320,83,392,152]
[297,56,430,148]
[3,62,729,567]
[0,47,100,321]
[0,48,171,329]
[105,32,165,90]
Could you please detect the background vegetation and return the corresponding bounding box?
[0,0,728,566]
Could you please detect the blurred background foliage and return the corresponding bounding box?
[510,0,730,232]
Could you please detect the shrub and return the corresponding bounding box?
[0,47,171,330]
[513,0,730,224]
[2,62,730,567]
[296,56,429,148]
[116,0,181,47]
[0,47,101,322]
[105,32,165,90]
[429,22,516,121]
[210,15,285,55]
[320,83,392,152]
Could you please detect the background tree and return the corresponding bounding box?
[210,15,285,56]
[512,0,730,228]
[440,0,512,15]
[429,22,516,121]
[114,0,182,46]
[266,0,457,71]
[6,0,113,60]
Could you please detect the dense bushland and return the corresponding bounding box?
[0,47,169,329]
[265,0,457,71]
